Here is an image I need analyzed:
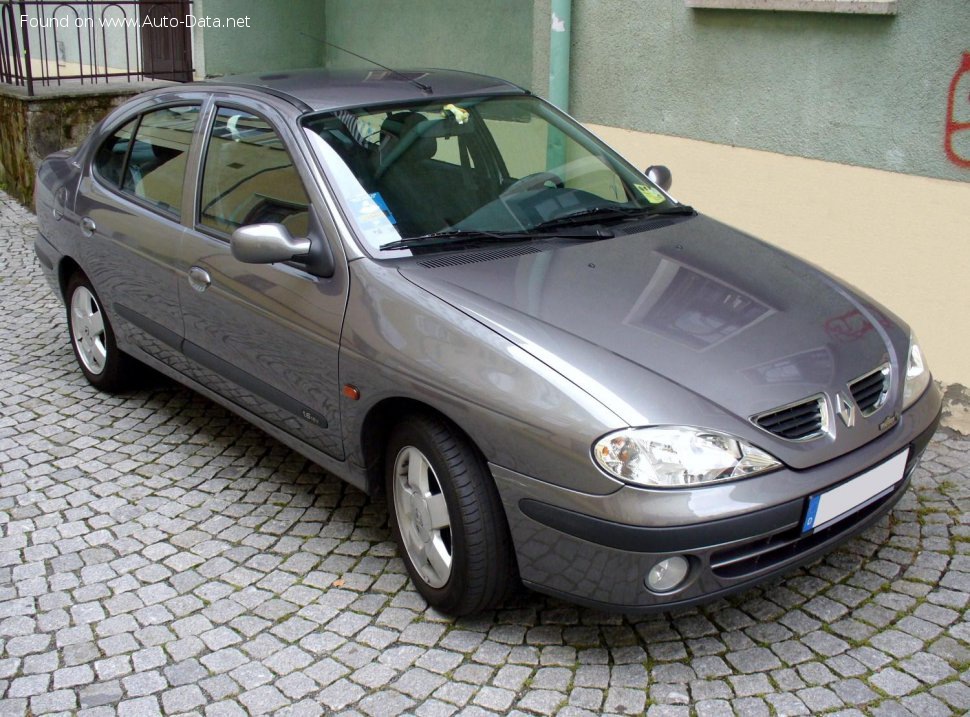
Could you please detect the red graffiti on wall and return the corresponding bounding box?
[945,52,970,168]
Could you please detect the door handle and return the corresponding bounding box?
[187,266,211,292]
[80,217,96,236]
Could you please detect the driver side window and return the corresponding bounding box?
[199,107,310,238]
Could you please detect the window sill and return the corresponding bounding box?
[685,0,897,14]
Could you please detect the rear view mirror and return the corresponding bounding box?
[646,165,672,192]
[418,115,475,138]
[231,222,335,278]
[231,223,310,265]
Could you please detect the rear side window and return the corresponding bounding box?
[199,107,310,237]
[94,105,200,217]
[93,118,137,187]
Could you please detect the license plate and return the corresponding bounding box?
[802,450,909,533]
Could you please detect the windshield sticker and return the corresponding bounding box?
[303,131,403,252]
[345,192,400,248]
[442,103,470,125]
[634,183,666,204]
[369,191,397,225]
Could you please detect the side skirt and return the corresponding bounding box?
[125,346,369,494]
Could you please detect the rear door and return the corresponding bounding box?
[177,101,348,458]
[75,101,202,364]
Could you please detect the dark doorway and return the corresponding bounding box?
[140,1,192,81]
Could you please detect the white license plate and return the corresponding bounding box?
[802,450,909,533]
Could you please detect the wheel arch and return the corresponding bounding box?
[359,397,487,497]
[57,256,84,302]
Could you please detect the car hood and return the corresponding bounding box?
[398,215,911,466]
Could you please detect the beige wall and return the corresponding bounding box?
[590,124,970,387]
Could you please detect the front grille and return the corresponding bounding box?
[711,487,895,579]
[849,364,889,416]
[710,443,924,580]
[711,462,914,579]
[753,395,827,441]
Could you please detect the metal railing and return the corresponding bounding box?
[1,0,193,95]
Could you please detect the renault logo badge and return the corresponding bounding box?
[835,393,856,428]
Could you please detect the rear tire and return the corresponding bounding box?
[66,272,137,392]
[386,414,517,615]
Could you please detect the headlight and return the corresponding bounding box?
[592,426,782,488]
[902,331,930,410]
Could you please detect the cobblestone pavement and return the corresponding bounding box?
[2,188,970,717]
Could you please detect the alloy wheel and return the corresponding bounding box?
[392,444,453,588]
[70,286,107,375]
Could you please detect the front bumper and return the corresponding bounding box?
[494,384,942,612]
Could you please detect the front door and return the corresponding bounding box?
[178,104,347,459]
[140,1,192,81]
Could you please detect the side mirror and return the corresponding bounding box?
[645,165,672,192]
[231,223,311,265]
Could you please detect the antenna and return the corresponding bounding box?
[300,33,433,94]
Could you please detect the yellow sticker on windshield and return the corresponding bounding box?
[634,183,666,204]
[442,103,469,124]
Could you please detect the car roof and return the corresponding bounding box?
[205,67,529,112]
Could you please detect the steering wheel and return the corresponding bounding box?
[502,171,565,195]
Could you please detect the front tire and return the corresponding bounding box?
[386,414,517,615]
[66,273,136,392]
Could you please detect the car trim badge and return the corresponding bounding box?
[835,393,856,428]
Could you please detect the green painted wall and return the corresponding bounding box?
[194,0,969,181]
[194,0,325,77]
[533,0,970,182]
[323,0,534,90]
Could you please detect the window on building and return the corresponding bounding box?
[684,0,896,14]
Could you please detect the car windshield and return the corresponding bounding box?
[302,95,686,256]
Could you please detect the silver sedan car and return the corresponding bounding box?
[34,68,942,615]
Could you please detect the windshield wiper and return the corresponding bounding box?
[532,204,695,231]
[379,226,611,252]
[380,229,532,252]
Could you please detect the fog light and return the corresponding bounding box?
[646,556,689,592]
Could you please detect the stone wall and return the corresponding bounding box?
[0,89,139,206]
